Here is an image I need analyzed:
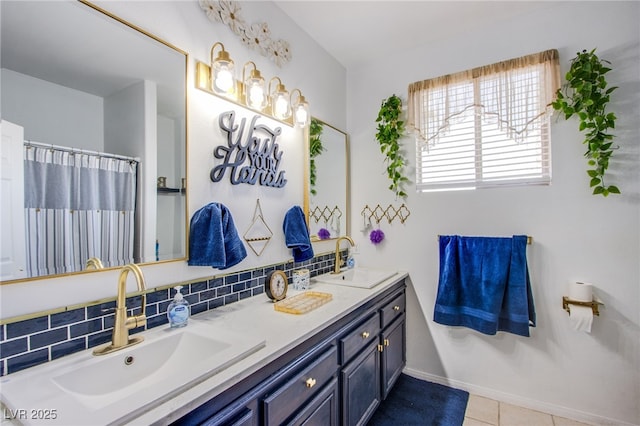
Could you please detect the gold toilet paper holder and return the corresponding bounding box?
[562,297,603,316]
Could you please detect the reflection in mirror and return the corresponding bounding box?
[0,1,187,282]
[308,118,349,241]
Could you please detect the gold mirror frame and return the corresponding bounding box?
[305,118,350,241]
[0,0,189,284]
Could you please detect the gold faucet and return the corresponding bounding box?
[93,264,147,356]
[85,257,104,270]
[332,236,355,274]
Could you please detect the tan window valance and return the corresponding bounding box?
[408,49,561,147]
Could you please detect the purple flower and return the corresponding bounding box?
[370,229,385,245]
[318,228,331,240]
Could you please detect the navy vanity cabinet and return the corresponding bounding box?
[341,339,382,425]
[171,279,406,426]
[381,312,405,399]
[283,378,339,426]
[340,288,406,426]
[262,345,338,425]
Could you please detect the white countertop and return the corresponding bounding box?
[0,271,407,426]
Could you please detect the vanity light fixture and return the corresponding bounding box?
[195,41,308,127]
[210,42,235,97]
[242,61,267,111]
[268,77,292,120]
[290,89,310,127]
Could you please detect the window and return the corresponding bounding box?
[408,49,560,192]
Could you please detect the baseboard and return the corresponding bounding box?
[402,367,638,426]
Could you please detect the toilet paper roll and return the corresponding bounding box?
[569,305,593,333]
[568,282,593,302]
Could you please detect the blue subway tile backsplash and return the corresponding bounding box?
[0,251,343,376]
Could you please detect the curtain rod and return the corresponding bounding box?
[24,140,140,163]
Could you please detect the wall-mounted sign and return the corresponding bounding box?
[210,111,287,188]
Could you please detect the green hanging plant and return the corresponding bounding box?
[552,49,620,196]
[375,94,409,199]
[309,118,324,196]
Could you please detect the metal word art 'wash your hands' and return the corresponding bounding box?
[210,111,287,188]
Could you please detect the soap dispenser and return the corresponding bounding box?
[167,285,190,328]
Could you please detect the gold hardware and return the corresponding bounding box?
[93,264,147,356]
[393,305,400,311]
[562,296,602,316]
[361,204,411,225]
[361,331,370,339]
[378,344,384,352]
[85,257,104,270]
[384,338,390,346]
[332,236,355,274]
[306,378,317,388]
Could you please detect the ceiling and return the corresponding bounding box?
[274,1,557,69]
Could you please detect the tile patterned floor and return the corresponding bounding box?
[464,395,591,426]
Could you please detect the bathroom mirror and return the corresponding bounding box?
[0,0,188,282]
[307,118,350,240]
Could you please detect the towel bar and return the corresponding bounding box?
[437,235,532,245]
[562,296,603,316]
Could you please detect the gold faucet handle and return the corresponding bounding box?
[126,313,147,330]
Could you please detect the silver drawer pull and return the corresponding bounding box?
[361,331,370,339]
[393,305,400,311]
[306,378,317,388]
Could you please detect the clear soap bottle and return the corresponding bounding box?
[167,285,190,328]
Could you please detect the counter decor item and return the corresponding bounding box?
[552,49,620,196]
[292,268,310,290]
[265,270,288,301]
[375,94,409,199]
[274,291,332,314]
[167,286,190,328]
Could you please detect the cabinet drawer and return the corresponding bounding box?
[263,345,338,425]
[340,312,380,363]
[380,291,405,329]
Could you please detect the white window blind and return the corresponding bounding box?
[408,49,560,192]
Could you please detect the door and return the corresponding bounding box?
[0,120,27,280]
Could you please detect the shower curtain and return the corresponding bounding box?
[23,144,138,277]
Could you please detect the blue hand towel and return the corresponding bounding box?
[283,206,314,262]
[188,202,247,270]
[433,235,535,337]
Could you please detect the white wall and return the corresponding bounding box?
[1,69,104,150]
[0,2,346,316]
[347,2,639,425]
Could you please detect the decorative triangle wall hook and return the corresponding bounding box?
[243,199,273,256]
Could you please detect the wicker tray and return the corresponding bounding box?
[274,291,332,315]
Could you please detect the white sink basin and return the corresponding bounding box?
[1,320,265,425]
[315,268,397,289]
[53,330,231,397]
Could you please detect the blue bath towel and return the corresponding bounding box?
[188,202,247,269]
[433,235,535,337]
[283,206,314,262]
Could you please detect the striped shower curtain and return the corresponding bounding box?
[23,145,137,277]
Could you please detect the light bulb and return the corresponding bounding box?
[295,105,308,126]
[215,68,234,92]
[248,84,265,109]
[274,94,290,119]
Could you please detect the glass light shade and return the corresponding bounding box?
[212,60,235,96]
[272,89,291,120]
[245,72,267,111]
[293,102,310,127]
